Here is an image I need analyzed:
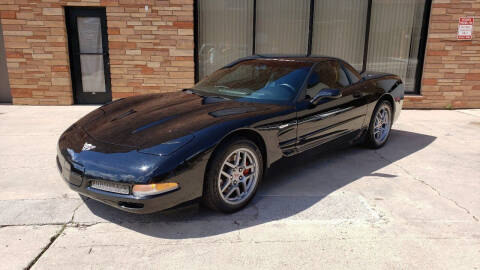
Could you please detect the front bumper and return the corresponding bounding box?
[59,174,185,214]
[57,154,195,213]
[56,125,208,214]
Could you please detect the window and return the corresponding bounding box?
[255,0,310,54]
[337,65,350,87]
[197,0,253,79]
[306,61,348,98]
[311,0,369,70]
[343,63,361,84]
[367,0,428,91]
[196,0,431,94]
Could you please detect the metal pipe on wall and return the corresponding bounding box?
[0,20,12,103]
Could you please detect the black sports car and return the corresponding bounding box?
[57,55,404,213]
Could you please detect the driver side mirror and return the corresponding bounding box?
[310,88,342,105]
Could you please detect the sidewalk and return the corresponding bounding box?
[0,106,479,269]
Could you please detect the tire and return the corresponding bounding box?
[365,100,393,149]
[202,137,264,213]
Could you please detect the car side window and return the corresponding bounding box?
[337,66,349,87]
[306,61,349,98]
[342,63,361,84]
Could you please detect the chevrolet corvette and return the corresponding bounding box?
[57,55,404,213]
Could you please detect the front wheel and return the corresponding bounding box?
[365,100,393,149]
[202,138,263,213]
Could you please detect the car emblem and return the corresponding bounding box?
[82,142,96,151]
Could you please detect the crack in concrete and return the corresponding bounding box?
[68,221,108,229]
[374,150,479,223]
[454,110,480,118]
[23,224,67,270]
[0,220,110,231]
[69,201,83,223]
[24,201,85,270]
[0,223,66,228]
[0,198,81,202]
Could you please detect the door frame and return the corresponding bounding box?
[0,20,12,103]
[65,7,112,104]
[295,60,367,152]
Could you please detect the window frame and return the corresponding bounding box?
[341,61,362,85]
[296,60,364,103]
[194,0,432,95]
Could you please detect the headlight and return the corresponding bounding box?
[132,182,179,197]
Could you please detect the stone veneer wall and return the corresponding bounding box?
[1,0,479,108]
[0,0,194,105]
[404,0,480,109]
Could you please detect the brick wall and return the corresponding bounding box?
[0,0,194,105]
[404,0,480,109]
[1,0,479,108]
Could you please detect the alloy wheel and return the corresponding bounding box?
[373,104,391,144]
[217,148,259,205]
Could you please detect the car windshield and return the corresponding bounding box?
[191,59,313,103]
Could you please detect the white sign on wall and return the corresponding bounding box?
[457,17,474,40]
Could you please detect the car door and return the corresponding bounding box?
[296,60,367,152]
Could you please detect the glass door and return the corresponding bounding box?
[66,7,111,104]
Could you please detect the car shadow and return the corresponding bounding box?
[81,129,436,238]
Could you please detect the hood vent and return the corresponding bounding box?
[111,109,137,122]
[131,115,178,134]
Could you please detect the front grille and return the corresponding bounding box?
[90,180,130,195]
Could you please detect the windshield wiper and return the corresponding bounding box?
[183,88,231,100]
[205,95,231,100]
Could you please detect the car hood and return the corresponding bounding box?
[76,91,288,152]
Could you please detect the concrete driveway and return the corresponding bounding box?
[0,105,479,269]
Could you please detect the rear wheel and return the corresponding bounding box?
[365,100,393,149]
[202,138,263,213]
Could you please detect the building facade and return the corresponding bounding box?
[0,0,478,108]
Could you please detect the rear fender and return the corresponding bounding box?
[364,77,404,126]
